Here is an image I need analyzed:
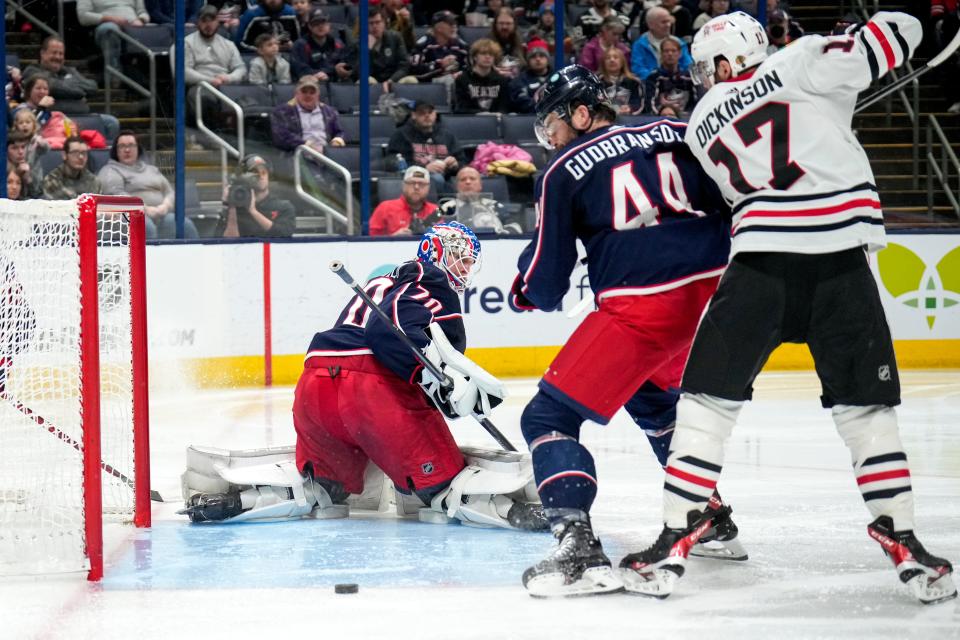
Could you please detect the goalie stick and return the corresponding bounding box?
[1,393,164,502]
[328,260,518,452]
[855,23,960,114]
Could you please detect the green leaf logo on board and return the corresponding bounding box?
[877,244,960,329]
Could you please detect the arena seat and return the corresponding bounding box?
[328,83,383,114]
[459,26,489,46]
[500,114,537,145]
[394,82,450,112]
[338,114,395,145]
[441,113,501,147]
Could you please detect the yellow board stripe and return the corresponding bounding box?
[174,340,960,388]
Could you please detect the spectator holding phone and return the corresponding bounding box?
[339,6,415,90]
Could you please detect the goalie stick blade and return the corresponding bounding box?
[525,565,624,598]
[907,571,958,605]
[620,567,681,599]
[150,489,164,503]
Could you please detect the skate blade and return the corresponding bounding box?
[906,571,958,605]
[690,538,748,562]
[620,567,679,599]
[525,566,624,598]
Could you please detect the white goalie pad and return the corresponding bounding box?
[181,444,296,499]
[181,445,347,522]
[419,446,541,529]
[181,444,542,528]
[457,446,538,501]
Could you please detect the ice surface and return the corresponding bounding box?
[2,371,959,639]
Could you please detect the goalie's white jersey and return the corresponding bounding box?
[685,12,922,257]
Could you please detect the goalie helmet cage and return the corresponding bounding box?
[0,195,150,582]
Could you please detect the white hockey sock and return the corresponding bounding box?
[663,393,741,529]
[833,404,915,531]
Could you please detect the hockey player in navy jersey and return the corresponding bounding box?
[181,222,548,531]
[511,65,736,597]
[620,12,956,604]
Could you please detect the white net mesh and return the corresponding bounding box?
[0,198,137,576]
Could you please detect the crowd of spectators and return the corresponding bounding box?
[4,0,814,238]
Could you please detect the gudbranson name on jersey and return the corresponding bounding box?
[563,123,684,180]
[694,69,785,147]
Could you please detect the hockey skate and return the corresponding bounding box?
[178,491,244,523]
[522,520,623,597]
[690,504,748,561]
[619,510,713,598]
[507,501,549,531]
[867,516,957,604]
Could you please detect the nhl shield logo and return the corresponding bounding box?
[421,461,434,474]
[878,365,891,381]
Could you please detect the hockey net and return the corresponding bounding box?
[0,195,150,581]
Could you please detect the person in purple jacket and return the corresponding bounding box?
[270,75,346,212]
[270,75,345,154]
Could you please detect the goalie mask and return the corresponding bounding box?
[691,11,768,90]
[417,221,482,293]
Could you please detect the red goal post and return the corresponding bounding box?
[0,195,151,582]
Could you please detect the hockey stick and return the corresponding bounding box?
[855,25,960,114]
[328,261,518,452]
[1,393,164,502]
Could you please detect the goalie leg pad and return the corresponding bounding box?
[417,446,548,531]
[180,445,347,523]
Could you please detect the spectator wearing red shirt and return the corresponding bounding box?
[369,166,441,236]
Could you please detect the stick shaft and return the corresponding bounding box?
[329,261,448,385]
[2,393,163,502]
[328,261,517,452]
[855,25,960,114]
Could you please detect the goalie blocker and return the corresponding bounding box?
[179,444,548,531]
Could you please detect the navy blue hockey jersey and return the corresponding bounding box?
[306,261,466,382]
[516,120,732,312]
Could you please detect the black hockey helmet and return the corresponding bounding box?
[533,64,612,147]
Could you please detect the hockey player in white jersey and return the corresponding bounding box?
[619,11,957,604]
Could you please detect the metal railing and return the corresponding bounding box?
[926,116,960,219]
[103,28,159,154]
[195,80,245,185]
[880,63,921,189]
[852,0,922,188]
[293,145,354,235]
[4,0,61,39]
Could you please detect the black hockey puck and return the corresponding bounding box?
[334,583,359,594]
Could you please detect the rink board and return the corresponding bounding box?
[145,233,960,387]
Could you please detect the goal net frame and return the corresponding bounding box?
[0,194,151,582]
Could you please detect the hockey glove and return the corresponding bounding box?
[419,366,482,420]
[419,323,507,419]
[510,274,537,311]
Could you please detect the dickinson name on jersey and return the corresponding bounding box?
[693,70,784,146]
[563,123,684,180]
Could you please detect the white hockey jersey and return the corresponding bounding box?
[685,12,922,256]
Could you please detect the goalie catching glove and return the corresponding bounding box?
[418,323,506,419]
